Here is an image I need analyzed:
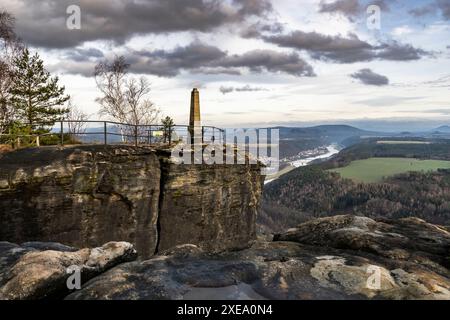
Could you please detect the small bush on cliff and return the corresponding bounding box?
[161,116,175,143]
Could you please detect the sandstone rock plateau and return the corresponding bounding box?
[65,216,450,300]
[0,146,263,258]
[1,215,448,300]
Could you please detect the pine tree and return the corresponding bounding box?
[9,48,69,134]
[161,116,175,143]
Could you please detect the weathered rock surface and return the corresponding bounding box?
[65,216,450,300]
[1,216,449,300]
[0,241,137,300]
[0,146,263,258]
[274,215,450,271]
[270,216,450,299]
[158,150,263,252]
[0,146,160,258]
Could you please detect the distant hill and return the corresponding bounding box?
[433,125,450,133]
[267,125,385,158]
[275,125,381,144]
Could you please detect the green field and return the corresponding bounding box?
[330,157,450,183]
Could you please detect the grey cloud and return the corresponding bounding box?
[219,84,268,94]
[240,25,262,39]
[409,0,450,19]
[409,4,437,17]
[240,21,285,38]
[263,31,429,63]
[219,50,316,77]
[193,67,242,76]
[55,42,316,78]
[375,41,429,61]
[144,43,227,65]
[350,68,389,86]
[126,42,227,77]
[319,0,360,17]
[438,0,450,19]
[234,0,273,16]
[318,0,391,18]
[235,84,268,92]
[263,31,371,63]
[220,86,235,94]
[63,48,104,62]
[10,0,273,48]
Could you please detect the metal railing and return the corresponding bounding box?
[0,120,225,147]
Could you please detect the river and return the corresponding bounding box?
[264,144,341,184]
[290,144,341,168]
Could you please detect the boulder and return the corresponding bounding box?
[274,215,450,270]
[66,244,261,300]
[0,241,137,300]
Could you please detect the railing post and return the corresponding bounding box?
[104,121,107,145]
[134,125,138,146]
[149,126,152,144]
[36,135,40,147]
[60,121,64,146]
[202,126,204,144]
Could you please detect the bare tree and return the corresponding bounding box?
[0,10,21,135]
[66,98,88,140]
[0,11,16,45]
[94,56,160,142]
[125,77,160,136]
[0,59,13,134]
[94,56,128,123]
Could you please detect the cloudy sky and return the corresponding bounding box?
[3,0,450,129]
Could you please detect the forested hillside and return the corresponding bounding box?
[261,166,450,233]
[275,125,381,159]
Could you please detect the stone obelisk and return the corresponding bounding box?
[189,88,201,144]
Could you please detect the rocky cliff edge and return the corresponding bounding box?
[0,145,263,258]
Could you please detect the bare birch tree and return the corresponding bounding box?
[66,98,88,140]
[94,56,160,142]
